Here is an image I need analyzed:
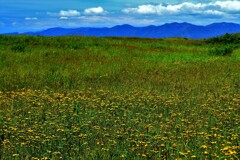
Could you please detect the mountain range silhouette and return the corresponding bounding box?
[16,22,240,39]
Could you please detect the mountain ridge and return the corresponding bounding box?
[3,22,240,39]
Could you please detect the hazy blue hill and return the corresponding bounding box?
[12,22,240,38]
[67,24,139,37]
[71,27,109,36]
[27,27,76,36]
[205,22,240,36]
[144,22,197,38]
[108,24,139,37]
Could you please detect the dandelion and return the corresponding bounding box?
[141,153,147,157]
[221,146,231,151]
[12,154,19,157]
[53,152,61,155]
[172,143,177,147]
[204,151,209,155]
[201,145,207,149]
[120,154,125,158]
[179,152,187,156]
[228,150,237,155]
[210,141,217,145]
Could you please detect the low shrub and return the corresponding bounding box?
[209,45,235,56]
[11,44,26,52]
[207,33,240,45]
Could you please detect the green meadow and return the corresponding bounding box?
[0,34,239,159]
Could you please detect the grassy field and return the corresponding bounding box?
[0,35,239,159]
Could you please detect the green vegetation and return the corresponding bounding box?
[207,33,240,56]
[0,35,239,159]
[207,33,240,45]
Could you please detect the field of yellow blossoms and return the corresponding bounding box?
[0,88,239,159]
[0,35,240,159]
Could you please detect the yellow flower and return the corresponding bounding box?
[179,152,186,156]
[120,154,125,158]
[21,142,26,146]
[228,150,237,155]
[142,153,147,157]
[53,152,61,155]
[221,146,230,151]
[41,157,51,160]
[13,154,19,157]
[201,145,207,149]
[210,141,217,145]
[172,143,177,147]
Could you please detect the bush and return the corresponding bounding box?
[209,45,235,56]
[207,33,240,45]
[11,44,26,52]
[67,42,81,49]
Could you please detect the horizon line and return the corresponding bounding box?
[2,21,240,35]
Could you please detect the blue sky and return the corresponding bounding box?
[1,0,240,33]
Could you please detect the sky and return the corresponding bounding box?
[1,0,240,33]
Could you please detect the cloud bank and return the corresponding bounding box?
[122,0,240,16]
[2,1,240,34]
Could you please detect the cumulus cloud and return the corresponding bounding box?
[25,17,38,20]
[214,1,240,12]
[59,10,80,17]
[122,0,240,16]
[84,7,105,15]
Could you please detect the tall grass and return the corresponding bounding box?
[0,35,239,94]
[0,35,239,159]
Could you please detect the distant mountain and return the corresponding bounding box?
[12,22,240,39]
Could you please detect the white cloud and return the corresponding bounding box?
[84,7,105,15]
[78,16,109,22]
[60,17,69,20]
[202,10,224,16]
[59,10,80,17]
[25,17,38,20]
[122,0,240,16]
[122,4,182,15]
[214,0,240,12]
